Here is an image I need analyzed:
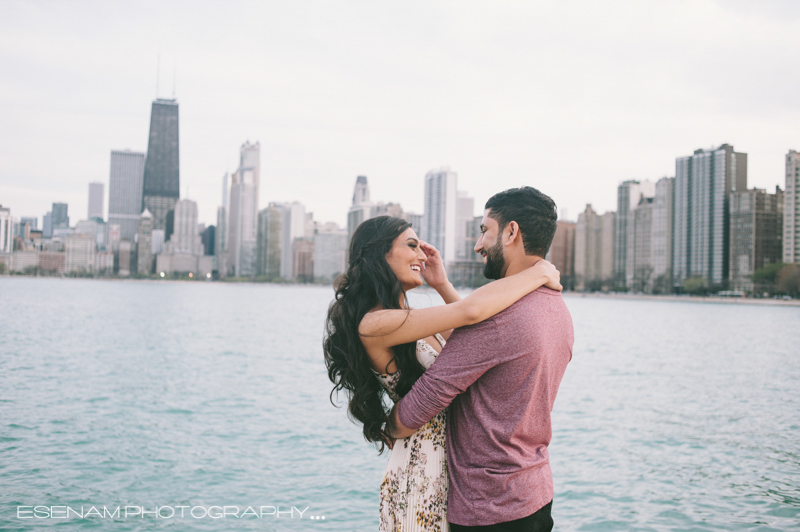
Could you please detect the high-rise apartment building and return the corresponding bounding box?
[546,221,576,290]
[215,173,229,275]
[630,196,654,292]
[226,142,260,277]
[347,175,373,245]
[293,238,315,282]
[256,204,284,279]
[281,202,307,279]
[142,99,180,238]
[108,150,146,241]
[673,144,747,287]
[784,150,800,264]
[88,182,104,220]
[615,180,655,288]
[423,167,458,265]
[455,191,476,261]
[65,233,95,274]
[136,209,154,275]
[651,177,675,292]
[575,205,615,291]
[52,202,69,230]
[168,199,203,255]
[313,223,348,282]
[43,211,52,238]
[730,187,783,292]
[0,205,11,254]
[404,212,424,240]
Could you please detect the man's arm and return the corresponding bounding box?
[386,403,415,439]
[386,318,505,437]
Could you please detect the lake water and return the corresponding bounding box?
[1,278,799,531]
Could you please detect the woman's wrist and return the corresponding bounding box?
[432,280,454,293]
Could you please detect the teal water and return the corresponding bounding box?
[1,278,798,531]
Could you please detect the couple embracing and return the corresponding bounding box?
[325,186,574,531]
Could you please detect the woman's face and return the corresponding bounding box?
[385,227,427,291]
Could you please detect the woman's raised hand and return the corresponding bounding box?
[532,259,562,291]
[419,241,449,289]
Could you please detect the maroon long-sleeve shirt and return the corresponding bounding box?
[397,287,573,526]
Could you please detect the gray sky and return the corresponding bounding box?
[1,0,799,228]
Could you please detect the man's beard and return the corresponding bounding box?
[483,238,505,280]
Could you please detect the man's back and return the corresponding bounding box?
[397,287,573,526]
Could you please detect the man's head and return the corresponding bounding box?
[475,186,558,279]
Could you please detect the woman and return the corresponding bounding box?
[324,216,561,531]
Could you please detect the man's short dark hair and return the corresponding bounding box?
[484,186,558,257]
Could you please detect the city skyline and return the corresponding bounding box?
[2,1,799,228]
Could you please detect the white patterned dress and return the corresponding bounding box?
[374,334,449,532]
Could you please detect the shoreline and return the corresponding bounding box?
[3,276,798,307]
[561,291,800,307]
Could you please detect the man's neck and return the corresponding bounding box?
[503,254,544,278]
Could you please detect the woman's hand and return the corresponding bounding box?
[532,259,562,291]
[420,241,449,290]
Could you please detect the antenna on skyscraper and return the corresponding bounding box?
[156,53,161,99]
[172,62,176,99]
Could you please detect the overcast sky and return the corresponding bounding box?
[1,0,799,228]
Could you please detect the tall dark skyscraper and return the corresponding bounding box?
[142,98,180,239]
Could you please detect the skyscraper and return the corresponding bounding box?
[423,167,458,264]
[142,98,180,238]
[0,205,11,254]
[52,202,69,230]
[615,179,655,289]
[215,173,229,276]
[108,150,146,241]
[88,182,104,220]
[347,175,372,244]
[256,204,284,279]
[784,150,800,264]
[455,191,475,261]
[43,211,52,238]
[651,176,675,293]
[673,144,747,288]
[226,142,260,277]
[546,221,576,290]
[281,202,307,279]
[575,205,615,291]
[167,199,203,255]
[730,187,783,292]
[137,209,154,275]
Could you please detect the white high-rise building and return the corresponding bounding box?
[281,202,307,279]
[455,191,475,261]
[226,142,260,277]
[347,175,373,244]
[423,167,458,264]
[88,182,104,220]
[673,144,747,287]
[108,150,145,241]
[0,205,12,254]
[575,204,615,291]
[168,199,203,255]
[615,179,655,288]
[651,177,674,291]
[313,223,348,282]
[784,150,800,264]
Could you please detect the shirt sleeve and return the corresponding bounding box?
[397,318,502,429]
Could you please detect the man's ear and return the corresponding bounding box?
[505,221,520,246]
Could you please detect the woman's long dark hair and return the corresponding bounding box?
[323,216,426,452]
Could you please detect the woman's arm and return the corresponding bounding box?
[420,242,460,305]
[359,258,560,351]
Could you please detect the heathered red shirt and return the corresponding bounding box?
[397,287,573,526]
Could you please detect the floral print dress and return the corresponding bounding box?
[374,334,449,532]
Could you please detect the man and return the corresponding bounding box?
[387,186,574,531]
